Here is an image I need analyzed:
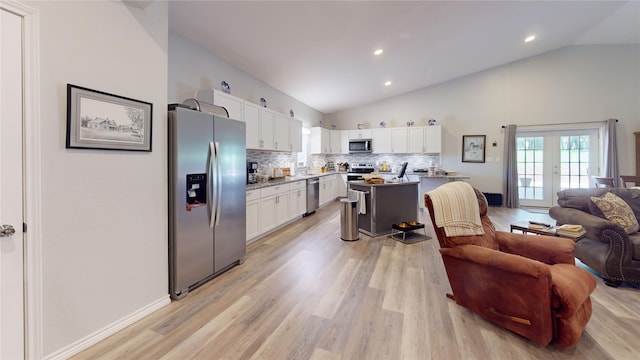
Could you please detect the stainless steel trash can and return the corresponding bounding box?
[340,198,359,241]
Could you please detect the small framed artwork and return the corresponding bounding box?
[66,84,152,151]
[462,135,486,163]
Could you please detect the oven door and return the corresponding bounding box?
[347,174,365,181]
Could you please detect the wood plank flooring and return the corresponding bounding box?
[72,202,640,360]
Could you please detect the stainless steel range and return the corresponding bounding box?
[347,163,375,181]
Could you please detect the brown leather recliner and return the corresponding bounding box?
[424,186,596,348]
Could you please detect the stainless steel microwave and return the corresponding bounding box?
[348,138,372,153]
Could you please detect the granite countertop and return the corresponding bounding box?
[246,172,344,191]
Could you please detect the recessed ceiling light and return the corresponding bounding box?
[374,49,384,56]
[384,81,392,86]
[524,35,536,43]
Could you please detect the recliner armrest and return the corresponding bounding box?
[440,244,551,279]
[495,231,576,265]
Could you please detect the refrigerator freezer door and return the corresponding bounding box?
[213,116,247,272]
[169,108,215,298]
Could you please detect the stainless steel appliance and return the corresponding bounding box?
[168,104,246,300]
[348,138,372,153]
[347,163,375,181]
[305,177,320,215]
[247,161,258,184]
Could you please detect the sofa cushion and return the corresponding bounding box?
[590,192,639,234]
[588,190,640,223]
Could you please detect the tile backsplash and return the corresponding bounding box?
[248,149,440,174]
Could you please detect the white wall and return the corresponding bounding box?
[326,45,640,193]
[168,32,324,128]
[27,1,169,356]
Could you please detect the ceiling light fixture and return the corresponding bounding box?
[374,49,384,56]
[384,81,392,86]
[524,35,536,43]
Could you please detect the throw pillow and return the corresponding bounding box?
[590,192,640,234]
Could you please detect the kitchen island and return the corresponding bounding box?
[348,181,419,237]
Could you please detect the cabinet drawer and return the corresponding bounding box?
[289,180,306,190]
[246,190,260,202]
[260,184,290,197]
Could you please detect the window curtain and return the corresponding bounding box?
[503,124,519,208]
[604,119,620,186]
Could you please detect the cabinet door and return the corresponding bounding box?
[349,129,372,139]
[213,90,243,121]
[274,113,290,151]
[338,174,348,197]
[319,180,328,205]
[340,130,350,154]
[244,102,262,149]
[246,199,260,241]
[330,130,341,154]
[424,125,442,153]
[391,128,408,153]
[259,195,278,233]
[288,188,306,219]
[406,126,425,153]
[310,127,323,154]
[372,128,392,153]
[290,119,302,152]
[261,108,275,150]
[275,192,289,226]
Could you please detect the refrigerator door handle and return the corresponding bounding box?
[213,141,222,227]
[207,142,215,228]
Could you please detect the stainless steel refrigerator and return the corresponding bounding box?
[168,104,246,300]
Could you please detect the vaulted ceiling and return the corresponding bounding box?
[168,1,640,114]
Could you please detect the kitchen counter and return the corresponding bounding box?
[246,172,344,191]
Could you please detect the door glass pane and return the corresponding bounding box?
[559,135,591,189]
[517,136,543,200]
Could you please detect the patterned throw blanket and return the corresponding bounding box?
[428,182,485,237]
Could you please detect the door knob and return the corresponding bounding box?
[0,224,16,237]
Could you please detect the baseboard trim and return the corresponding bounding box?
[44,295,170,360]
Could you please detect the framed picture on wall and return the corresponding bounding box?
[462,135,486,163]
[66,84,153,151]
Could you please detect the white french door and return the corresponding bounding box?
[517,128,599,207]
[1,7,25,359]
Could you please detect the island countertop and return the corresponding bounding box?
[347,180,419,187]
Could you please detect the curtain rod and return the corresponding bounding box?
[501,119,618,128]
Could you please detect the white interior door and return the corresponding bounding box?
[1,8,25,359]
[517,128,599,207]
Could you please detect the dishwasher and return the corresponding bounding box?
[305,177,320,215]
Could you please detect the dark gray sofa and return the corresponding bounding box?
[549,188,640,287]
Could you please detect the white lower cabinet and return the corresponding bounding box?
[319,174,337,206]
[246,190,260,241]
[259,184,289,234]
[288,180,307,220]
[247,180,307,242]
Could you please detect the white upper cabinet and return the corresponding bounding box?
[339,130,350,154]
[391,128,408,153]
[195,89,244,122]
[243,101,275,150]
[406,125,442,153]
[289,119,302,152]
[274,113,290,151]
[310,127,341,154]
[424,125,442,153]
[372,128,392,153]
[348,129,372,139]
[330,130,341,154]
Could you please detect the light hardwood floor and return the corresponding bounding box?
[72,202,640,360]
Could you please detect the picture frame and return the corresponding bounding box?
[66,84,152,151]
[462,135,486,163]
